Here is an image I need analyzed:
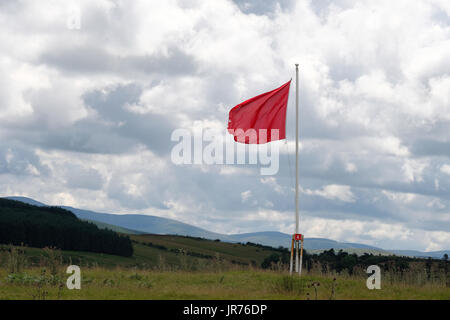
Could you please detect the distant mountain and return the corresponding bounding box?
[226,232,382,251]
[62,205,225,240]
[6,196,46,207]
[4,196,449,259]
[227,231,291,248]
[83,219,145,235]
[390,249,450,259]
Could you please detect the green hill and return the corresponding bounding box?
[84,219,144,235]
[5,197,449,259]
[0,198,133,257]
[0,234,288,270]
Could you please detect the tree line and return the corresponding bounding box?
[0,199,133,257]
[262,247,449,277]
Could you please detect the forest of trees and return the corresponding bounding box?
[262,247,449,278]
[0,199,133,257]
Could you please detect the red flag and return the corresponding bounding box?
[228,80,291,144]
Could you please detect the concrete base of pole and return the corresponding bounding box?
[290,235,304,276]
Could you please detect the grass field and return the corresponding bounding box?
[1,268,448,300]
[0,235,448,300]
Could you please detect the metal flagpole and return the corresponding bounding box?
[289,236,294,275]
[299,235,304,275]
[295,64,300,274]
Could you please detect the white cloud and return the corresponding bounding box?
[402,159,429,183]
[365,136,410,158]
[440,164,450,175]
[296,217,413,243]
[382,190,417,204]
[260,177,284,193]
[304,185,356,203]
[345,162,357,173]
[241,190,252,202]
[427,198,445,209]
[219,166,253,176]
[243,208,290,223]
[292,215,450,251]
[423,231,450,252]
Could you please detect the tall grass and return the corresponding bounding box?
[1,245,28,273]
[271,275,307,296]
[0,245,448,300]
[1,267,448,300]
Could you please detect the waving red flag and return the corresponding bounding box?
[228,80,291,144]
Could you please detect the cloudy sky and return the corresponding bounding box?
[1,0,449,251]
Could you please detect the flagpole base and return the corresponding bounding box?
[290,234,304,276]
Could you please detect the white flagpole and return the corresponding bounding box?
[289,236,294,275]
[295,64,300,274]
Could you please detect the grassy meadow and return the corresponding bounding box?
[0,235,448,300]
[1,268,448,300]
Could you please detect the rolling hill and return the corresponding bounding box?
[4,196,449,259]
[0,198,133,257]
[64,206,225,240]
[0,233,287,270]
[390,249,450,259]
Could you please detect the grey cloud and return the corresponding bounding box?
[309,0,356,18]
[9,120,140,155]
[128,49,198,75]
[431,4,450,26]
[0,144,50,177]
[406,120,450,159]
[39,45,198,76]
[40,46,114,74]
[6,83,178,156]
[284,82,373,142]
[106,171,171,211]
[232,0,295,16]
[204,73,240,107]
[83,84,178,155]
[65,164,104,190]
[83,83,142,121]
[327,62,364,83]
[0,0,19,11]
[410,139,450,158]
